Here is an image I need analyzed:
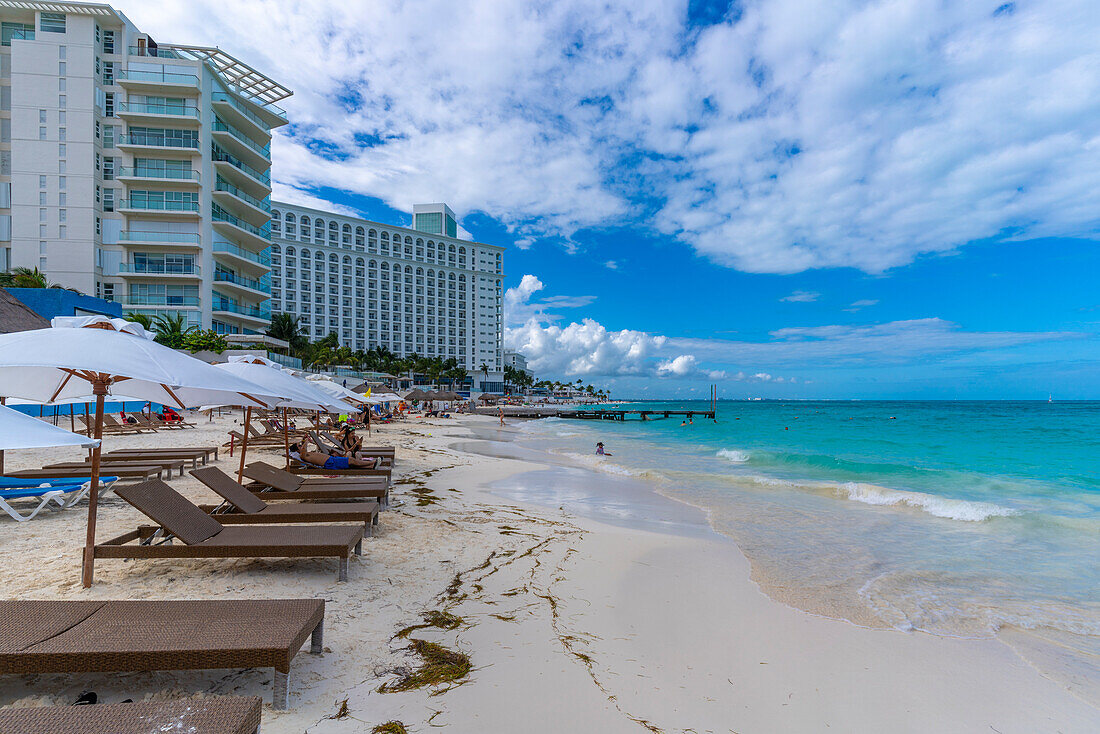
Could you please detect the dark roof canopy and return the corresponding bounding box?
[0,288,49,334]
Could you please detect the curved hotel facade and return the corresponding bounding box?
[269,202,505,391]
[0,0,286,335]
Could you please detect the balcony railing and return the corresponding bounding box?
[212,120,271,159]
[118,230,201,244]
[118,134,200,150]
[214,270,270,292]
[219,84,287,122]
[118,198,200,213]
[212,203,271,240]
[211,146,270,186]
[212,297,267,319]
[212,240,271,266]
[127,46,187,59]
[117,166,200,182]
[118,262,200,276]
[118,69,199,86]
[214,179,271,212]
[211,92,271,131]
[123,294,201,307]
[117,101,200,119]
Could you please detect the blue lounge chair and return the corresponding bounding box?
[0,476,119,522]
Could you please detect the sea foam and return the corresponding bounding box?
[717,448,751,463]
[837,482,1019,522]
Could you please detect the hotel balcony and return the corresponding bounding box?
[212,240,271,272]
[211,147,271,199]
[117,198,202,220]
[212,296,270,326]
[211,120,271,169]
[117,231,202,249]
[212,204,271,249]
[211,92,273,141]
[212,179,271,226]
[118,134,201,157]
[212,88,287,130]
[118,295,201,309]
[117,263,202,279]
[117,101,201,127]
[117,68,200,95]
[213,270,270,298]
[116,166,201,190]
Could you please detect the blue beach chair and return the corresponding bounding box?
[0,476,120,522]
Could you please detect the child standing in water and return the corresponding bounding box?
[596,442,612,456]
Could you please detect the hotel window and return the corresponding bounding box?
[102,125,115,148]
[102,61,114,85]
[1,22,34,45]
[58,61,66,76]
[102,188,114,212]
[103,92,113,116]
[102,30,115,54]
[102,157,114,180]
[40,13,65,33]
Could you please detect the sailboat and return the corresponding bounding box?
[1048,393,1053,403]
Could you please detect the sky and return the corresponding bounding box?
[118,0,1100,399]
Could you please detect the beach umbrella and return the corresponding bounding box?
[0,402,100,476]
[214,358,358,478]
[0,316,281,587]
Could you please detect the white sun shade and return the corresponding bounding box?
[0,404,99,450]
[214,361,357,412]
[0,322,280,409]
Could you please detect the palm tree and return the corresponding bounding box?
[0,266,75,290]
[124,312,153,329]
[151,313,194,349]
[479,363,490,390]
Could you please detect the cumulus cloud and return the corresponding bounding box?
[507,318,668,376]
[604,260,619,270]
[504,274,596,326]
[781,290,820,303]
[656,354,697,376]
[117,0,1100,273]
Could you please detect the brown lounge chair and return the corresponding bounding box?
[244,461,389,507]
[310,431,395,461]
[96,479,364,581]
[43,457,188,477]
[108,446,218,463]
[0,598,325,709]
[6,465,163,482]
[191,466,379,533]
[0,696,262,733]
[320,432,396,458]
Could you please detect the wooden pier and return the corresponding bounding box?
[564,409,715,422]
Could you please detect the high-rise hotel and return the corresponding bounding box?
[269,202,505,391]
[0,0,288,335]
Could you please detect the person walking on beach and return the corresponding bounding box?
[498,406,505,426]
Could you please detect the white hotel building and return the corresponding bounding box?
[268,202,505,391]
[0,1,287,335]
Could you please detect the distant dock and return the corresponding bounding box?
[564,409,716,422]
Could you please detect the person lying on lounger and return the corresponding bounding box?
[289,437,378,470]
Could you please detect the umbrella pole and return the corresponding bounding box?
[81,379,107,588]
[283,407,290,470]
[0,396,5,476]
[84,402,90,437]
[236,406,252,485]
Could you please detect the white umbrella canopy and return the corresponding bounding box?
[0,403,98,450]
[214,361,354,413]
[0,317,284,587]
[0,319,278,409]
[306,377,368,405]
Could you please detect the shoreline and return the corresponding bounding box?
[0,412,1095,731]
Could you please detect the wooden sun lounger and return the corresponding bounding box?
[44,457,188,478]
[108,446,218,463]
[7,465,164,482]
[103,415,155,433]
[289,463,392,481]
[244,462,389,508]
[0,696,262,733]
[314,431,396,459]
[96,479,365,581]
[0,598,325,709]
[192,467,379,533]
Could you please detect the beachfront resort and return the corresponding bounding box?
[0,1,1097,733]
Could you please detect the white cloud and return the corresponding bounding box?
[503,274,596,326]
[656,354,697,376]
[507,318,668,377]
[605,260,619,270]
[115,0,1100,273]
[845,299,880,312]
[780,290,820,303]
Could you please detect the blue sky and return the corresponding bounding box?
[121,0,1100,399]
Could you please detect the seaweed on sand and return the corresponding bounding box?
[371,722,408,734]
[394,610,464,640]
[379,639,471,693]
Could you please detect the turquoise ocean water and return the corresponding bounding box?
[513,400,1100,689]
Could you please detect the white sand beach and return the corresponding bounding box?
[0,412,1096,733]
